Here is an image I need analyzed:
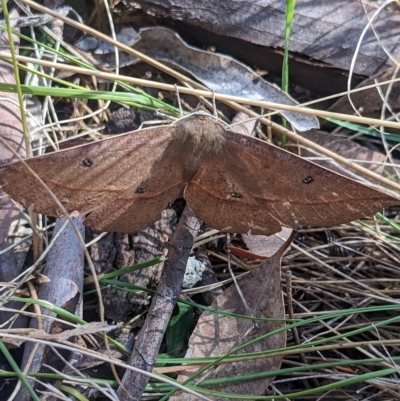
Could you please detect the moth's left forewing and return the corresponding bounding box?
[83,126,192,233]
[0,125,180,228]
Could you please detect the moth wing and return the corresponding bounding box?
[185,131,397,235]
[83,138,189,233]
[0,126,178,222]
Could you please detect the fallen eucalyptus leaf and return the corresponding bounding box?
[99,27,318,131]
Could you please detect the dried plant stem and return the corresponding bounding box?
[117,204,202,401]
[285,270,319,388]
[6,49,400,132]
[285,270,300,346]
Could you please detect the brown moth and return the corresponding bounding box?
[0,108,398,235]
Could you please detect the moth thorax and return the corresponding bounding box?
[176,115,226,154]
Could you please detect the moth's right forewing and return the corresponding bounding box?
[185,130,399,235]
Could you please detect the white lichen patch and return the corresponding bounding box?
[182,256,206,289]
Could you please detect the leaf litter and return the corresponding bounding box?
[0,4,400,401]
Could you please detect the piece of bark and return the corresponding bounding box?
[16,216,85,401]
[117,205,202,401]
[133,0,398,77]
[90,208,177,321]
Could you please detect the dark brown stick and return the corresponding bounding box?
[117,204,202,401]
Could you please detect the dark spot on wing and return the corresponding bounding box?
[82,158,93,167]
[302,176,314,184]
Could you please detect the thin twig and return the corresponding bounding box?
[285,270,319,388]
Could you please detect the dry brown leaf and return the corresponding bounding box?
[170,232,294,401]
[241,227,293,260]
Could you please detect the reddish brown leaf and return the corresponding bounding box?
[228,245,268,261]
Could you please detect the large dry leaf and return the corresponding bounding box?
[86,26,318,131]
[170,232,293,401]
[0,109,398,235]
[132,0,400,77]
[130,27,318,132]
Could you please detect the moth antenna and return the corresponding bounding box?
[175,84,184,117]
[154,104,181,123]
[138,118,171,130]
